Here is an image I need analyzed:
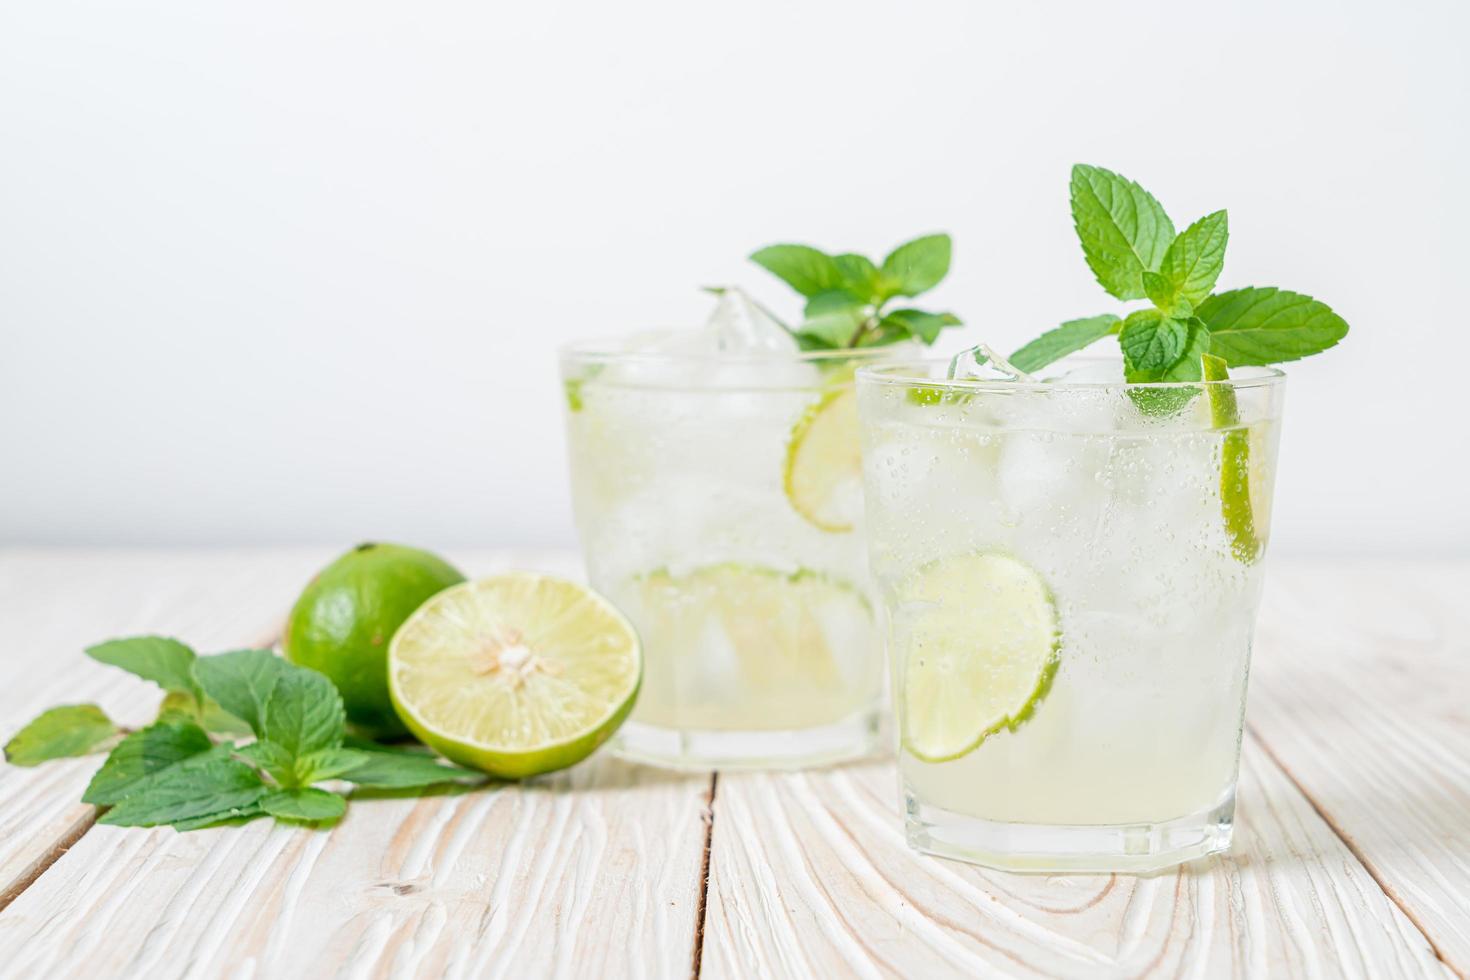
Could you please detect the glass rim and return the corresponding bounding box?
[559,334,911,366]
[856,356,1287,392]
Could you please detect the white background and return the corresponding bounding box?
[2,0,1465,555]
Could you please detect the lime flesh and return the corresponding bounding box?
[388,574,641,779]
[897,553,1059,763]
[784,387,863,533]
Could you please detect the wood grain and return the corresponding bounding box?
[0,758,711,979]
[0,549,327,903]
[702,741,1448,979]
[0,549,713,979]
[1248,561,1470,976]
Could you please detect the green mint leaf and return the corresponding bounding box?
[194,649,291,737]
[260,787,346,823]
[1141,270,1192,317]
[155,690,254,736]
[4,705,120,767]
[1008,314,1121,373]
[880,308,962,345]
[1070,164,1175,300]
[337,748,483,789]
[170,802,266,831]
[1160,318,1211,382]
[1156,210,1228,309]
[880,233,951,298]
[235,739,297,787]
[98,750,267,827]
[83,720,214,804]
[263,666,345,759]
[797,290,868,347]
[1196,287,1349,365]
[86,636,201,699]
[1119,310,1189,380]
[294,746,370,784]
[832,253,888,303]
[749,244,844,298]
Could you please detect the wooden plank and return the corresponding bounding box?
[1248,560,1470,975]
[0,549,329,904]
[0,549,713,978]
[0,758,712,979]
[702,741,1448,978]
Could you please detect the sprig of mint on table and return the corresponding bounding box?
[749,233,963,349]
[997,164,1349,380]
[3,638,481,830]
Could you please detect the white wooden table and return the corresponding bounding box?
[0,549,1465,979]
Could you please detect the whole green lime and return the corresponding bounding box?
[284,543,465,738]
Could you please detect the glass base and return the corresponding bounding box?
[611,709,880,771]
[904,787,1236,874]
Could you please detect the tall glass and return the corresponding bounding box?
[856,357,1285,872]
[560,337,903,769]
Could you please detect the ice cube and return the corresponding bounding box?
[703,287,798,353]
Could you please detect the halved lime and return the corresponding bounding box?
[897,553,1059,763]
[388,574,641,779]
[784,387,863,532]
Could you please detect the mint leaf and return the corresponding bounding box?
[1070,164,1175,300]
[98,750,267,827]
[832,253,886,303]
[1197,287,1349,365]
[86,637,201,699]
[797,290,867,347]
[750,244,844,297]
[235,739,297,786]
[1142,270,1192,317]
[260,787,345,823]
[4,705,120,767]
[83,720,213,804]
[1119,310,1189,381]
[338,748,482,788]
[193,648,290,736]
[170,802,266,831]
[880,234,951,297]
[1008,314,1120,373]
[1155,210,1228,310]
[880,308,961,345]
[1160,318,1211,382]
[294,746,370,784]
[263,667,345,759]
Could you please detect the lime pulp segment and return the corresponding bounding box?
[1202,354,1263,563]
[784,386,863,533]
[897,553,1059,763]
[388,573,642,779]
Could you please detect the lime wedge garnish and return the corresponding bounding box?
[897,553,1059,763]
[784,387,863,532]
[636,564,866,690]
[388,574,641,779]
[1202,354,1263,563]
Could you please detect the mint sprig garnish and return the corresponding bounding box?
[1008,164,1349,382]
[750,233,962,349]
[4,636,483,831]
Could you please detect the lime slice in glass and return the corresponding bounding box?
[635,564,866,690]
[784,387,863,533]
[897,553,1059,763]
[1202,354,1263,563]
[388,574,641,778]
